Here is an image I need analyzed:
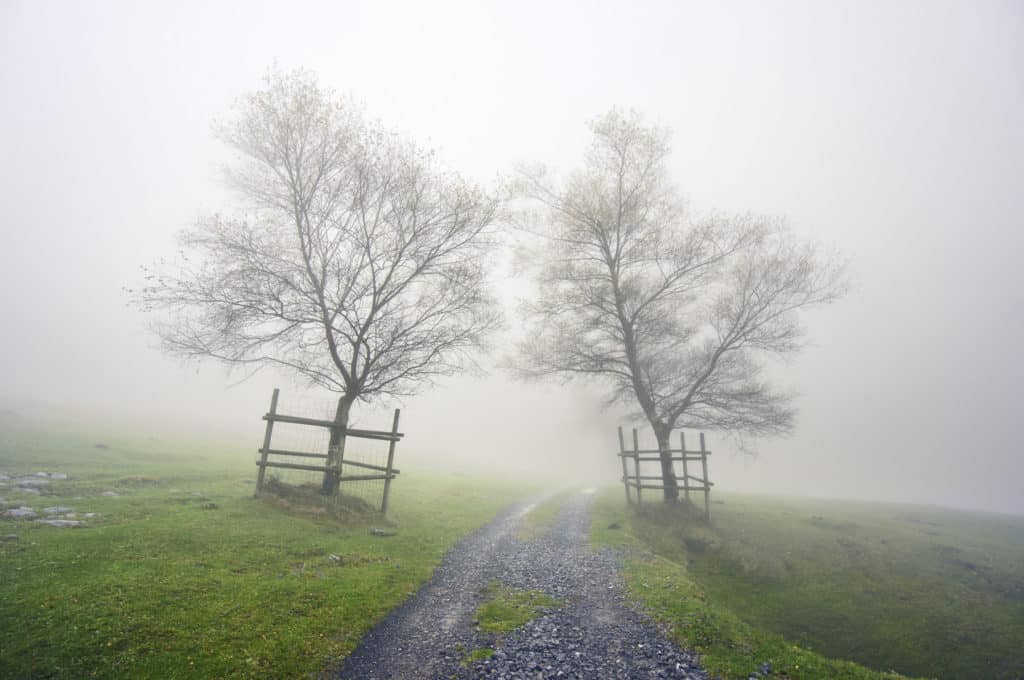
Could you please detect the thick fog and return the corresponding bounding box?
[1,1,1021,514]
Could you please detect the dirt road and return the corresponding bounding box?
[331,491,705,679]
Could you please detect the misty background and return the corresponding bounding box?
[1,1,1021,514]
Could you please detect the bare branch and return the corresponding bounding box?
[515,108,847,501]
[132,68,501,408]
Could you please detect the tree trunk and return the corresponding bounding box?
[655,426,680,502]
[321,395,352,496]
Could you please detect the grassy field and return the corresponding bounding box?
[591,488,1024,680]
[0,418,533,678]
[6,417,1022,680]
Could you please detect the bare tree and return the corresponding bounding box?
[515,110,846,502]
[133,69,501,494]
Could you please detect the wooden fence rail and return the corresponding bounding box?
[617,426,714,520]
[254,388,403,514]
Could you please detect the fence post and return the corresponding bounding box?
[380,408,401,515]
[632,428,642,506]
[680,431,690,504]
[700,432,710,521]
[618,426,632,505]
[255,388,280,496]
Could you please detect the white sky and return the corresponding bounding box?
[1,0,1022,513]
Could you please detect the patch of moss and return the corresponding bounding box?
[475,580,561,634]
[463,647,494,665]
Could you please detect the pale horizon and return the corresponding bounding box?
[2,0,1021,515]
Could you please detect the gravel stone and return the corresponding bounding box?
[16,478,49,487]
[331,493,705,679]
[43,506,74,515]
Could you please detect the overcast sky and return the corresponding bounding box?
[1,0,1021,514]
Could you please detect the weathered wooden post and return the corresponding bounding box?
[255,388,280,496]
[700,432,710,521]
[632,428,642,506]
[618,426,632,505]
[380,408,401,515]
[680,430,690,504]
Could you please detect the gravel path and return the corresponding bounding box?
[332,491,706,679]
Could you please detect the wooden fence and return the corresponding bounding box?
[255,388,403,514]
[617,426,713,520]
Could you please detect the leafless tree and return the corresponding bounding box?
[133,70,501,494]
[515,110,846,502]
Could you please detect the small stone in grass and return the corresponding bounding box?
[44,506,74,515]
[5,506,37,518]
[35,519,83,528]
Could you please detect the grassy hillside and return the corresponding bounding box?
[592,488,1024,680]
[0,420,532,678]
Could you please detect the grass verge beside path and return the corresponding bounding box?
[0,421,533,678]
[593,486,1024,679]
[590,488,917,680]
[681,494,1024,680]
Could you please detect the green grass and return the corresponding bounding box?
[475,580,562,634]
[687,494,1024,680]
[591,487,1024,680]
[461,646,495,665]
[0,420,533,679]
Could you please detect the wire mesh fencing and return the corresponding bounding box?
[254,389,402,516]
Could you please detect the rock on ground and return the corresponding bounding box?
[16,478,49,487]
[43,506,74,514]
